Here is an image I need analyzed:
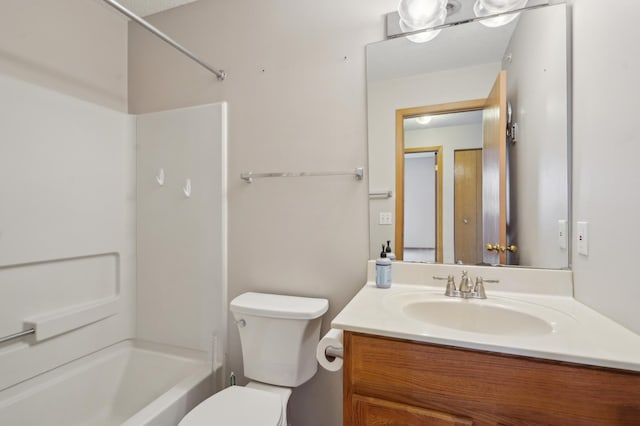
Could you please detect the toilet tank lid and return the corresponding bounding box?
[230,292,329,320]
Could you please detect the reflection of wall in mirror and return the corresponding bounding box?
[504,5,568,269]
[368,63,499,260]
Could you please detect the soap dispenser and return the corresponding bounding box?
[385,240,396,261]
[376,244,392,288]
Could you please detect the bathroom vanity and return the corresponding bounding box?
[343,332,640,425]
[333,262,640,425]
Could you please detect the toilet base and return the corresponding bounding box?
[246,382,292,426]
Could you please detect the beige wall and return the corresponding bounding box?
[571,0,640,334]
[0,0,128,112]
[128,0,396,425]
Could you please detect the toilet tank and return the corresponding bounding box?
[230,292,329,387]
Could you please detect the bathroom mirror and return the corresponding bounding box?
[367,1,570,269]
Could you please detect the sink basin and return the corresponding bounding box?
[402,300,553,336]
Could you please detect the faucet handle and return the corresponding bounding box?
[434,275,457,296]
[433,275,452,282]
[444,276,457,296]
[473,277,499,299]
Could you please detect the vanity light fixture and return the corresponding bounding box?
[473,0,528,27]
[394,0,530,44]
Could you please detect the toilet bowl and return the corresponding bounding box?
[179,292,328,426]
[178,384,285,426]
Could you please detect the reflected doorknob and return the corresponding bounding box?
[486,243,516,253]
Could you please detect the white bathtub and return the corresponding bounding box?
[0,340,215,426]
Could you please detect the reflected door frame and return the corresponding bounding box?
[395,99,485,262]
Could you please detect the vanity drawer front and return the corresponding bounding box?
[352,394,473,426]
[345,332,640,425]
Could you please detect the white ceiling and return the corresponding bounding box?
[115,0,200,17]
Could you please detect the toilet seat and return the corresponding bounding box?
[179,386,283,426]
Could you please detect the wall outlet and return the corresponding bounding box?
[577,221,588,256]
[379,212,393,225]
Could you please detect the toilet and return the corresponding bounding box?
[179,292,329,426]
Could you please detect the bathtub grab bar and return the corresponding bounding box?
[0,297,118,344]
[0,328,35,344]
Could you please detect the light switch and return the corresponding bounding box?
[577,221,588,256]
[379,212,393,225]
[558,219,567,249]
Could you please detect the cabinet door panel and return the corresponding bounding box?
[353,394,473,426]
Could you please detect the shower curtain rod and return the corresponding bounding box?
[101,0,226,80]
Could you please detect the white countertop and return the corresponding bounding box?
[331,262,640,372]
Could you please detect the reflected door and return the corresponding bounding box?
[454,149,483,264]
[482,71,507,264]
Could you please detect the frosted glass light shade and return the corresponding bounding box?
[397,0,448,29]
[399,19,442,43]
[480,0,528,12]
[473,0,527,27]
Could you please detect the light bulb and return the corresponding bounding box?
[415,115,433,125]
[399,19,442,43]
[397,0,448,29]
[473,0,527,28]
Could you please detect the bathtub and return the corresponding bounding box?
[0,340,215,426]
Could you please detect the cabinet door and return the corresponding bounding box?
[352,394,473,426]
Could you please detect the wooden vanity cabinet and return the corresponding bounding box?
[343,332,640,425]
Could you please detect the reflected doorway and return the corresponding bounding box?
[395,72,509,264]
[395,99,484,263]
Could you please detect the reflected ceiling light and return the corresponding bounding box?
[397,0,447,43]
[415,115,433,125]
[473,0,528,27]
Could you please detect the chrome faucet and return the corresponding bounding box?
[433,271,499,299]
[458,271,472,293]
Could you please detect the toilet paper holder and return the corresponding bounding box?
[325,345,343,359]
